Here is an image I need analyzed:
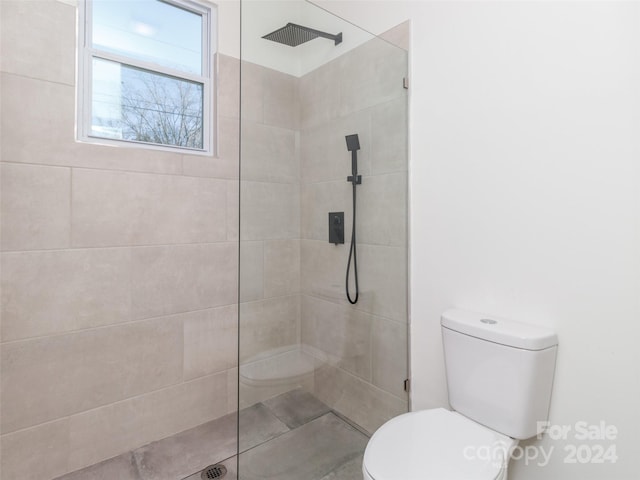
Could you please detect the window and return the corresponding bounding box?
[78,0,215,154]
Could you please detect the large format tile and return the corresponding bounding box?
[300,239,350,304]
[299,110,372,184]
[241,121,298,183]
[237,413,368,480]
[182,115,239,179]
[372,317,409,399]
[299,59,340,130]
[240,181,300,241]
[0,73,182,174]
[131,243,237,320]
[1,163,71,251]
[238,403,289,452]
[0,418,70,480]
[134,413,237,480]
[263,239,300,298]
[1,317,183,433]
[68,373,228,473]
[319,453,364,480]
[55,452,140,480]
[1,248,131,341]
[240,241,264,302]
[0,0,76,85]
[183,305,238,381]
[262,388,331,430]
[72,169,228,247]
[313,365,407,435]
[301,295,372,381]
[217,54,240,119]
[263,68,299,131]
[338,38,407,117]
[239,296,299,362]
[370,98,408,175]
[356,172,407,247]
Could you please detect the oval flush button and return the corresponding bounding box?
[480,318,497,325]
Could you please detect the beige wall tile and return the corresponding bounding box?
[1,163,71,251]
[239,296,299,362]
[227,179,239,241]
[370,97,408,175]
[313,364,407,434]
[0,0,76,85]
[218,54,240,119]
[240,61,264,123]
[300,110,371,184]
[183,305,238,381]
[131,243,237,320]
[0,73,182,175]
[372,317,409,399]
[1,317,183,433]
[71,169,227,247]
[300,240,407,322]
[0,418,70,480]
[240,241,264,302]
[68,372,228,473]
[338,39,408,117]
[301,295,371,382]
[1,248,131,342]
[264,239,300,298]
[227,367,239,414]
[300,239,349,304]
[358,244,408,323]
[182,115,239,179]
[241,121,298,183]
[263,68,299,130]
[299,60,340,130]
[240,181,300,241]
[301,181,351,242]
[356,172,407,247]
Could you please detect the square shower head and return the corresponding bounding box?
[262,23,342,47]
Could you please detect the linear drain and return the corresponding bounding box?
[201,464,227,479]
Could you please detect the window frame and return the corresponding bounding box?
[77,0,216,156]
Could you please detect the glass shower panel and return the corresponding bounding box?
[239,1,409,478]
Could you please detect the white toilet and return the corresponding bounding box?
[363,308,558,480]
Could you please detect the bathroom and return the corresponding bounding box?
[0,1,638,480]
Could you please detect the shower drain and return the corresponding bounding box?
[201,464,227,479]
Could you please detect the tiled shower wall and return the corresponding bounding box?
[238,61,303,407]
[0,1,240,479]
[299,29,410,434]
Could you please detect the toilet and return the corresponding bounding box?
[363,308,558,480]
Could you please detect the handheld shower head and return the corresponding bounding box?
[345,134,360,152]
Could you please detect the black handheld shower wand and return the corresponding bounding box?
[345,134,361,304]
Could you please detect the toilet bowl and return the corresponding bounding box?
[362,309,558,480]
[362,408,517,480]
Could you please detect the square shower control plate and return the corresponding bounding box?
[328,212,345,244]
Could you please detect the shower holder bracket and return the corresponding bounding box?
[347,175,362,185]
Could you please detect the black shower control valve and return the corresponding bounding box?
[328,212,345,245]
[347,175,362,185]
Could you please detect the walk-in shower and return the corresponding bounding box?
[238,0,410,478]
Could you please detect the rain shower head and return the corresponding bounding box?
[262,23,342,47]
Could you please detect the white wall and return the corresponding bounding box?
[315,1,640,479]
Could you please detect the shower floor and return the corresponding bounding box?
[55,389,368,480]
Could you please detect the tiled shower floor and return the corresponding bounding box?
[55,389,368,480]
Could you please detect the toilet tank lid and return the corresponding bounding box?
[441,308,558,351]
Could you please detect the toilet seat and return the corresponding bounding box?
[363,408,516,480]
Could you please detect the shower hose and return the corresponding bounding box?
[346,181,359,304]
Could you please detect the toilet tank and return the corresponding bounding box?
[441,309,558,440]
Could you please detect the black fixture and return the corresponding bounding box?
[262,23,343,47]
[328,212,345,245]
[345,134,361,304]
